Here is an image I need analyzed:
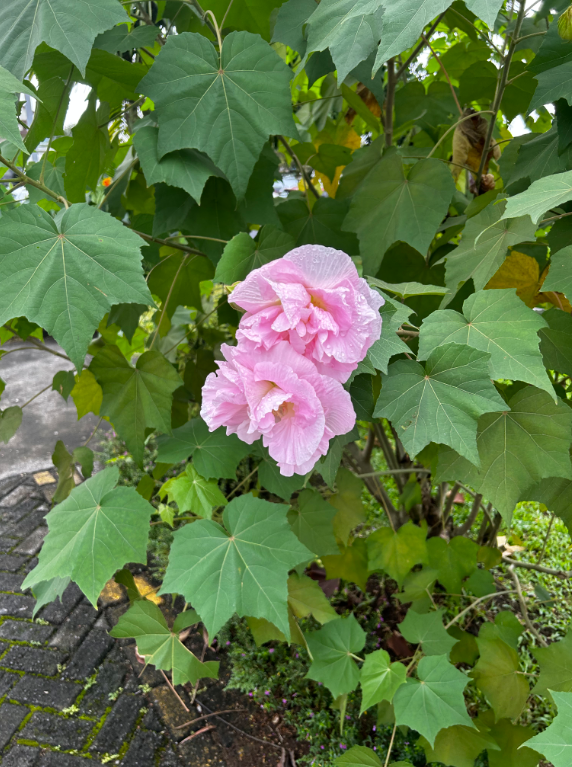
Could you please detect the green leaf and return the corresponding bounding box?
[543,245,572,303]
[159,464,227,519]
[0,0,126,79]
[444,201,537,295]
[70,369,102,420]
[436,386,572,524]
[329,468,367,546]
[501,169,572,225]
[23,467,154,606]
[533,630,572,697]
[335,745,381,766]
[287,572,338,624]
[399,609,458,657]
[470,636,529,720]
[419,724,500,767]
[277,197,359,253]
[480,714,541,767]
[214,226,295,284]
[323,538,370,591]
[393,654,475,747]
[0,67,36,153]
[367,291,415,375]
[94,23,159,53]
[140,31,297,199]
[465,0,504,27]
[0,406,22,444]
[182,177,244,264]
[305,614,366,698]
[52,370,75,402]
[31,577,70,618]
[134,125,222,204]
[64,97,112,203]
[368,521,428,586]
[373,0,452,72]
[466,568,496,597]
[147,251,214,318]
[51,440,76,504]
[252,443,310,500]
[359,649,407,714]
[524,690,572,767]
[449,626,480,666]
[539,309,572,376]
[317,427,360,489]
[272,0,315,55]
[110,600,218,685]
[344,149,456,275]
[369,278,448,300]
[374,343,506,465]
[419,289,552,398]
[156,418,251,480]
[90,345,182,467]
[25,76,71,153]
[160,494,312,638]
[0,204,153,371]
[287,489,339,556]
[305,0,383,83]
[426,536,478,594]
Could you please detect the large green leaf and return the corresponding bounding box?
[160,494,312,638]
[524,690,572,767]
[147,250,214,318]
[277,197,359,253]
[465,0,504,27]
[470,636,529,720]
[90,345,182,467]
[437,386,572,524]
[399,609,458,657]
[419,289,552,397]
[543,245,572,303]
[134,125,222,204]
[393,654,475,747]
[287,572,338,624]
[501,169,572,224]
[0,204,153,370]
[272,0,315,55]
[359,649,407,714]
[539,309,572,376]
[444,202,537,295]
[335,746,382,766]
[373,0,452,71]
[344,149,456,274]
[527,477,572,536]
[156,417,251,479]
[375,343,505,465]
[305,614,366,698]
[23,467,153,606]
[64,97,112,203]
[110,600,219,685]
[533,631,572,697]
[140,31,297,199]
[160,464,227,519]
[25,76,71,153]
[287,489,340,556]
[367,521,428,586]
[328,468,367,546]
[0,67,36,153]
[367,291,414,375]
[214,226,295,284]
[419,724,500,767]
[305,0,384,83]
[94,24,160,54]
[481,715,541,767]
[426,536,478,594]
[0,0,126,79]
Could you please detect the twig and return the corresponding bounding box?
[174,708,246,729]
[278,136,320,200]
[537,512,556,565]
[21,384,51,409]
[221,0,235,27]
[396,14,446,79]
[476,0,526,188]
[384,723,398,767]
[502,556,571,578]
[442,482,461,522]
[194,698,283,750]
[385,58,396,147]
[540,210,572,225]
[149,253,196,350]
[185,0,219,38]
[161,669,190,712]
[205,10,223,50]
[179,724,215,744]
[226,466,258,501]
[84,417,104,447]
[507,566,548,647]
[444,590,514,629]
[0,152,69,208]
[128,227,207,258]
[422,35,462,115]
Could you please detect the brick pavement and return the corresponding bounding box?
[0,472,183,767]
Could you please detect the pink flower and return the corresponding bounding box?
[201,341,355,476]
[231,245,383,383]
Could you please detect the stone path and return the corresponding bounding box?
[0,471,182,767]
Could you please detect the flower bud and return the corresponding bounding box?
[558,5,572,41]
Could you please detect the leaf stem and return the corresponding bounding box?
[384,58,396,147]
[22,383,52,409]
[184,0,218,38]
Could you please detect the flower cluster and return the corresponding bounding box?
[201,245,383,475]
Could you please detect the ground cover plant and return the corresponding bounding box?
[3,0,572,764]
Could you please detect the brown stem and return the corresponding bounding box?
[344,442,400,530]
[507,566,548,647]
[278,136,320,200]
[127,227,207,258]
[453,493,482,536]
[502,556,571,578]
[537,512,556,564]
[442,482,460,523]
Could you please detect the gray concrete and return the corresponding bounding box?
[0,340,103,479]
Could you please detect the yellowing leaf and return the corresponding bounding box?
[486,251,544,307]
[71,369,102,419]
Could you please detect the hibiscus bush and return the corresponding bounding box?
[4,0,572,764]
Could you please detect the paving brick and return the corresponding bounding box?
[0,645,65,676]
[38,754,101,767]
[123,644,164,687]
[9,676,81,710]
[13,528,47,556]
[80,662,127,716]
[37,583,82,625]
[0,476,25,500]
[90,694,142,753]
[0,668,20,697]
[20,712,93,749]
[0,594,36,618]
[2,745,41,767]
[0,573,24,592]
[150,686,192,741]
[6,511,47,541]
[0,702,27,748]
[142,708,163,732]
[0,536,17,552]
[121,730,162,767]
[49,604,97,652]
[62,629,113,680]
[0,554,29,572]
[1,484,41,507]
[0,619,53,643]
[158,747,181,767]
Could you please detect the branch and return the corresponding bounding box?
[502,556,571,578]
[444,590,514,629]
[278,136,320,199]
[127,227,207,258]
[0,152,69,208]
[344,442,401,530]
[476,0,526,187]
[384,58,396,147]
[453,493,482,536]
[422,35,462,115]
[507,566,548,647]
[442,482,460,522]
